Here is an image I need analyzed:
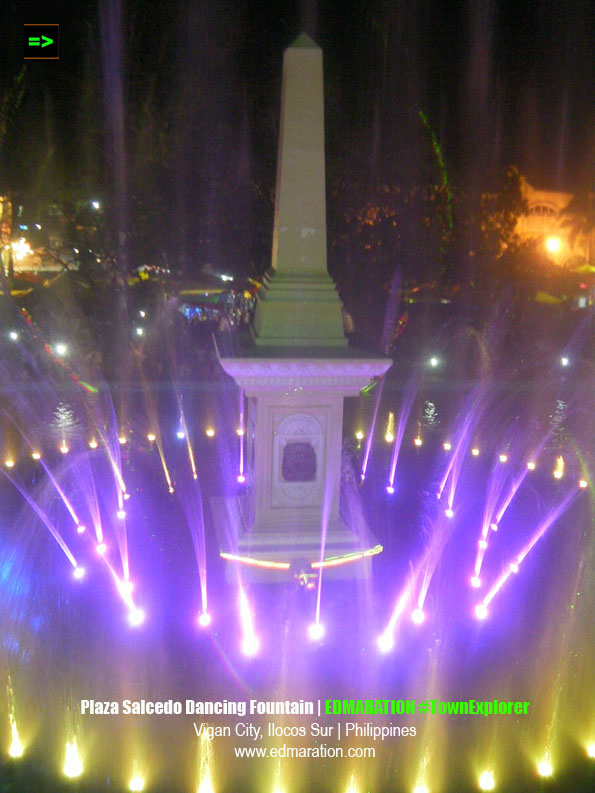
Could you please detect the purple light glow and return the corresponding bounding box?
[241,634,260,656]
[96,543,107,555]
[470,576,481,588]
[475,603,488,620]
[377,632,394,653]
[198,612,212,628]
[386,485,395,494]
[308,622,324,640]
[73,566,85,579]
[128,608,145,626]
[387,380,419,499]
[361,377,386,481]
[411,608,425,625]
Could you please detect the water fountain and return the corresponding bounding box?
[0,30,593,793]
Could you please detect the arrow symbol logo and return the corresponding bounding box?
[27,35,53,47]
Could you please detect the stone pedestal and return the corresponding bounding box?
[217,352,390,579]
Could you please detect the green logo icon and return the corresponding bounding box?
[24,24,59,59]
[28,35,54,48]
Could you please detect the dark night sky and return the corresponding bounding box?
[2,1,593,233]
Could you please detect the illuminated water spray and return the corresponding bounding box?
[63,737,83,778]
[197,730,215,793]
[237,389,245,483]
[184,471,209,625]
[360,377,386,481]
[238,588,259,656]
[378,577,416,652]
[271,760,285,793]
[478,769,495,790]
[153,433,175,493]
[387,381,419,493]
[129,760,145,791]
[8,714,24,758]
[477,486,580,616]
[1,467,80,571]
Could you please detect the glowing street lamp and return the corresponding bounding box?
[12,238,31,261]
[545,235,561,254]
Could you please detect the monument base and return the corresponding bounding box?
[211,496,382,583]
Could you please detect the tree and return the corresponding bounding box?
[560,191,595,264]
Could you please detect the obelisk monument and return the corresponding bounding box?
[251,33,346,346]
[217,34,391,579]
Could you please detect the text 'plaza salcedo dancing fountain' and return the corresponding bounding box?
[1,34,594,793]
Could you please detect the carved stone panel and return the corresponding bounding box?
[271,411,325,507]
